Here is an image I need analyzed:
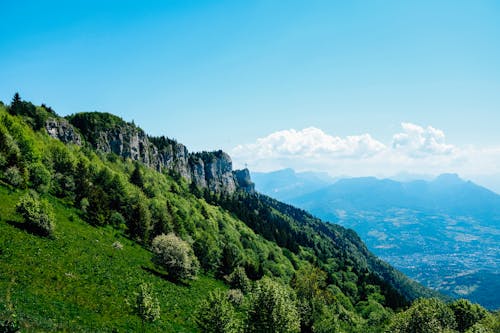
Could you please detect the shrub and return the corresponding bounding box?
[109,211,126,227]
[15,190,56,237]
[28,162,51,193]
[0,152,6,169]
[449,299,488,332]
[79,197,90,213]
[4,166,24,187]
[226,289,244,307]
[135,283,160,326]
[0,317,20,333]
[151,233,199,280]
[227,267,251,294]
[388,298,456,333]
[195,289,240,333]
[246,277,300,333]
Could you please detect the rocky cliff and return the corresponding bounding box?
[49,112,253,195]
[45,118,82,145]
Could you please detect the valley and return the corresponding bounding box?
[254,169,500,310]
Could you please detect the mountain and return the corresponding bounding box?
[251,168,338,201]
[0,97,447,332]
[286,175,500,309]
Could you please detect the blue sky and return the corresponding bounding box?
[1,1,500,186]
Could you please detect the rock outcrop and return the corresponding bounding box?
[49,112,254,195]
[189,151,237,194]
[45,118,82,145]
[233,169,255,193]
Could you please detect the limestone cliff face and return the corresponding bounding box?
[45,118,82,146]
[189,151,237,194]
[55,112,254,195]
[233,169,255,193]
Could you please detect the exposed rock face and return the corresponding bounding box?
[45,118,82,145]
[189,151,238,194]
[153,139,192,181]
[94,127,151,165]
[234,169,255,193]
[52,112,254,195]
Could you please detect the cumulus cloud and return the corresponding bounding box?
[232,127,386,160]
[231,123,500,180]
[392,123,455,157]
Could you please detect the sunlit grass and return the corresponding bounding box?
[0,185,225,332]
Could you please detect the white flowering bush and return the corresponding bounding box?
[151,233,199,280]
[135,283,160,324]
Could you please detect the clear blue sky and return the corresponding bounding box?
[1,0,499,153]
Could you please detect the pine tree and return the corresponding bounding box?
[130,163,144,189]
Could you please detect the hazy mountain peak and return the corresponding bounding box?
[433,173,463,184]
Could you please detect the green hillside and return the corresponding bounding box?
[1,96,498,333]
[0,185,225,332]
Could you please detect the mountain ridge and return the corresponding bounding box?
[291,174,500,221]
[45,111,255,195]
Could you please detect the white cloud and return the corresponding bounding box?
[392,123,455,157]
[232,127,386,160]
[231,123,500,181]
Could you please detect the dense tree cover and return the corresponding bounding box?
[202,189,431,308]
[385,298,500,333]
[1,97,499,332]
[66,111,137,148]
[0,99,298,280]
[7,93,56,130]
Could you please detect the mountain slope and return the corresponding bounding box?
[0,185,226,332]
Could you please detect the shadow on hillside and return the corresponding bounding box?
[6,220,52,238]
[7,219,37,234]
[141,265,189,286]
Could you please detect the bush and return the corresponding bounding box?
[109,211,126,228]
[0,317,20,333]
[28,162,51,193]
[449,299,488,332]
[135,283,160,325]
[15,190,56,237]
[388,298,456,333]
[4,166,24,187]
[247,277,300,333]
[79,197,90,213]
[227,289,244,307]
[151,233,199,280]
[227,267,251,294]
[195,289,240,333]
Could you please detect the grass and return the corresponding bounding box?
[0,185,226,332]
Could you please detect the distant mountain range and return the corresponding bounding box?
[252,169,500,309]
[251,168,338,201]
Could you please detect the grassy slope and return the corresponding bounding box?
[0,184,225,332]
